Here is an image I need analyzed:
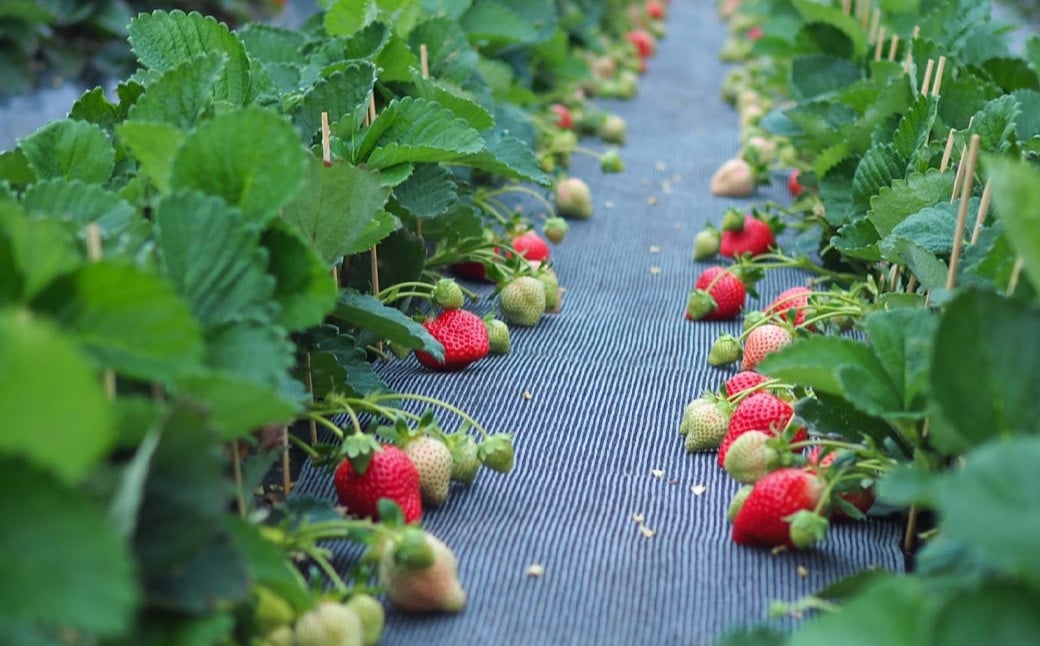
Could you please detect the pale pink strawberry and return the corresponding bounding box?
[741,324,793,371]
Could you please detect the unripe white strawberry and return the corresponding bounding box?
[380,532,466,613]
[403,436,454,507]
[294,601,364,646]
[555,177,593,219]
[710,158,755,197]
[499,276,546,327]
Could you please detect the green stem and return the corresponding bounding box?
[483,185,556,215]
[369,393,491,439]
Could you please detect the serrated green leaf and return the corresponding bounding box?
[930,580,1040,644]
[410,69,495,130]
[342,20,390,59]
[982,56,1040,92]
[32,262,205,382]
[938,64,1000,129]
[175,371,299,439]
[0,150,36,186]
[758,335,887,400]
[867,168,956,237]
[301,325,387,398]
[127,53,225,129]
[281,158,392,264]
[421,0,473,19]
[332,289,443,358]
[832,218,881,261]
[457,131,548,184]
[789,54,862,101]
[814,142,850,179]
[295,63,376,143]
[170,107,307,224]
[0,460,136,636]
[409,17,479,86]
[393,163,458,219]
[893,94,939,160]
[237,23,306,65]
[374,31,420,83]
[796,394,899,447]
[460,1,537,45]
[261,221,338,331]
[929,289,1040,453]
[986,156,1040,294]
[0,210,79,302]
[69,87,123,133]
[882,237,949,291]
[861,308,936,415]
[790,0,868,59]
[969,94,1020,154]
[852,143,906,211]
[883,201,973,257]
[154,191,276,328]
[22,179,137,237]
[325,0,378,36]
[1011,89,1040,141]
[128,10,252,106]
[205,321,294,387]
[355,96,484,168]
[18,119,115,184]
[116,121,185,192]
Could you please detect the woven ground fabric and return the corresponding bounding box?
[292,0,906,643]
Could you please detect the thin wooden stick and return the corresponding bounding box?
[84,223,117,398]
[368,95,377,124]
[939,128,956,172]
[946,134,980,290]
[420,43,429,79]
[950,118,975,202]
[903,26,920,73]
[320,112,332,167]
[930,55,946,96]
[1007,257,1025,295]
[304,353,318,445]
[231,439,247,517]
[874,28,886,62]
[905,275,918,294]
[887,35,900,61]
[281,424,292,496]
[969,180,993,245]
[868,9,881,44]
[841,0,851,16]
[912,25,921,38]
[920,58,935,96]
[858,0,871,28]
[904,505,919,554]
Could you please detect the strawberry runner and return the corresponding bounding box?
[292,0,904,643]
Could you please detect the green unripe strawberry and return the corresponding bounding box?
[484,318,511,355]
[255,586,295,634]
[722,430,778,484]
[681,399,731,452]
[727,485,754,523]
[478,434,515,473]
[555,177,593,219]
[742,310,767,334]
[599,149,625,173]
[788,510,829,550]
[543,217,569,244]
[693,228,720,260]
[449,435,481,484]
[294,601,364,646]
[344,594,384,646]
[721,209,746,232]
[499,276,546,327]
[598,115,628,144]
[263,626,293,646]
[432,278,464,310]
[537,267,561,313]
[708,333,742,367]
[616,70,639,98]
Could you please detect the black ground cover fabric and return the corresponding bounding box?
[293,1,906,643]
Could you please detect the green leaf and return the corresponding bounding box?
[22,179,138,237]
[1011,89,1040,141]
[796,393,899,447]
[893,94,939,161]
[374,31,420,82]
[128,10,252,106]
[0,209,80,302]
[790,0,868,59]
[852,143,906,211]
[933,437,1040,587]
[409,17,480,86]
[324,0,378,37]
[757,335,878,398]
[981,56,1040,92]
[170,107,308,224]
[332,289,443,358]
[882,238,949,291]
[0,311,115,482]
[393,163,458,219]
[237,24,307,65]
[409,69,495,131]
[0,460,136,636]
[969,94,1020,154]
[986,156,1040,294]
[18,119,115,184]
[930,580,1040,644]
[116,121,185,192]
[225,518,310,611]
[861,308,936,415]
[0,149,36,186]
[867,168,956,237]
[174,372,298,440]
[789,54,862,101]
[929,289,1040,453]
[831,218,881,262]
[205,322,293,387]
[295,62,376,143]
[154,191,276,328]
[457,131,548,184]
[355,97,484,169]
[32,262,206,382]
[788,577,934,646]
[882,201,968,257]
[460,0,537,45]
[127,53,225,128]
[281,158,393,265]
[260,221,338,331]
[69,87,123,133]
[342,20,390,59]
[301,326,387,398]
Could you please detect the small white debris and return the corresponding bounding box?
[797,565,809,578]
[647,196,658,205]
[639,525,657,539]
[651,469,665,478]
[649,266,662,275]
[661,180,673,194]
[632,512,645,523]
[605,200,616,209]
[649,245,661,253]
[655,161,668,172]
[522,390,533,400]
[527,564,545,578]
[691,485,707,496]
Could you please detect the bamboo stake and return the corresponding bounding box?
[930,55,946,96]
[920,58,935,96]
[1007,257,1025,295]
[858,0,871,29]
[368,95,377,124]
[420,43,429,78]
[939,128,956,172]
[969,180,993,245]
[887,35,900,61]
[364,92,382,353]
[281,424,292,496]
[841,0,851,16]
[231,439,247,517]
[904,26,920,73]
[304,353,318,445]
[950,118,975,202]
[84,223,117,399]
[874,28,886,62]
[945,134,980,290]
[868,9,881,44]
[320,111,332,167]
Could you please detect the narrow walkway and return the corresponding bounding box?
[295,1,904,643]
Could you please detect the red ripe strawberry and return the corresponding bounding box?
[766,286,812,328]
[451,261,488,282]
[732,468,824,548]
[747,26,764,42]
[741,323,793,371]
[720,216,775,258]
[626,29,656,58]
[510,231,551,266]
[724,371,768,398]
[686,266,746,321]
[415,309,489,372]
[806,447,876,521]
[788,169,804,197]
[334,445,423,523]
[646,0,665,19]
[550,103,573,130]
[718,391,805,467]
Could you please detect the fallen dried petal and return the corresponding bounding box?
[640,525,656,538]
[691,485,707,496]
[522,390,533,400]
